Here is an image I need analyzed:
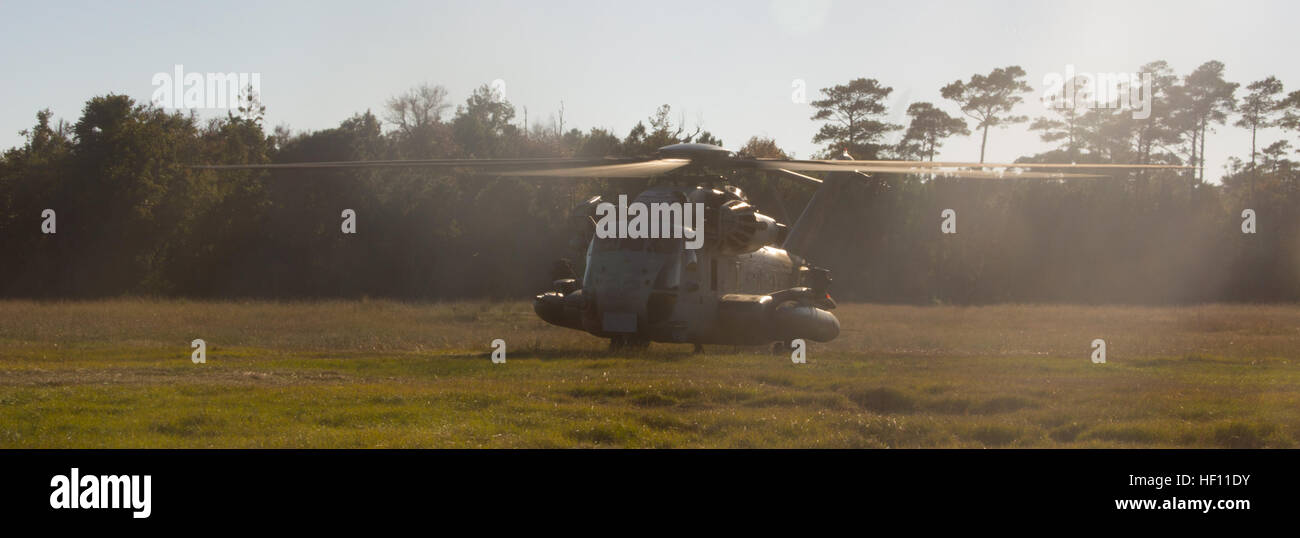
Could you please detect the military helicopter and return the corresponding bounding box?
[200,142,1185,352]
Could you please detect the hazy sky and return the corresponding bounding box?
[2,0,1297,178]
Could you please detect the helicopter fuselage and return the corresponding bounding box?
[534,184,840,347]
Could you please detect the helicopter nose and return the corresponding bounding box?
[589,256,664,333]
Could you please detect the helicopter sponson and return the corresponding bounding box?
[534,284,839,346]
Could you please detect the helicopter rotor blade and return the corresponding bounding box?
[766,168,822,186]
[916,161,1193,170]
[751,160,1106,179]
[756,158,1192,171]
[193,156,689,178]
[504,158,691,178]
[192,157,648,171]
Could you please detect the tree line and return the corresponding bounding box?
[1,59,1299,304]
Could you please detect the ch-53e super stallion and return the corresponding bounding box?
[200,142,1183,352]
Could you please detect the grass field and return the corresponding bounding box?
[1,299,1298,448]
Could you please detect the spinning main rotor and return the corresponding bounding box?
[196,142,1192,181]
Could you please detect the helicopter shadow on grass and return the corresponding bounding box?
[443,345,762,363]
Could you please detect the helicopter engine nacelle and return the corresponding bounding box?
[714,200,783,255]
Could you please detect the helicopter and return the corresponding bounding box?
[199,142,1187,352]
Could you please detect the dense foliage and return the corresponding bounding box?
[2,61,1299,304]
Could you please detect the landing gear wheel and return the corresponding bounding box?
[772,340,792,355]
[693,343,704,354]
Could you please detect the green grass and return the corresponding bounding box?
[1,300,1298,448]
